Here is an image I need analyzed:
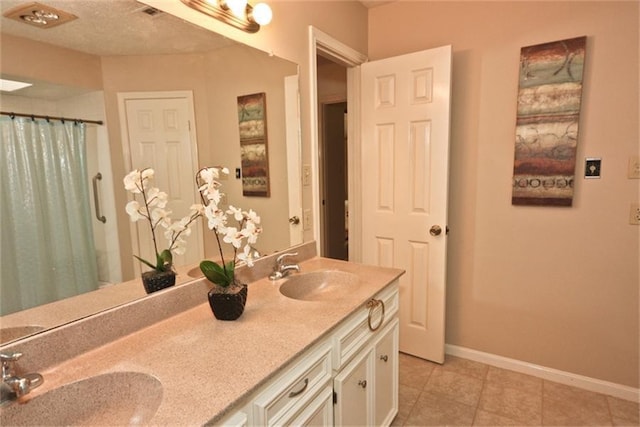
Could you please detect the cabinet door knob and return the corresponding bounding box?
[358,380,367,389]
[380,355,388,362]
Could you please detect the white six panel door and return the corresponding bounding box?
[123,94,203,275]
[361,46,452,363]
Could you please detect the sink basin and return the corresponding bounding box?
[0,371,162,426]
[0,326,45,344]
[279,270,360,301]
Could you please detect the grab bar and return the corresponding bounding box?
[92,173,107,223]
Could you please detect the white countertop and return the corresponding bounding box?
[13,256,403,425]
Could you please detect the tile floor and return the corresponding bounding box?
[393,353,639,427]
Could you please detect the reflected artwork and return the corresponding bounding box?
[237,92,270,197]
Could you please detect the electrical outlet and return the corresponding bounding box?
[302,164,311,187]
[628,156,640,179]
[630,203,640,225]
[303,209,312,231]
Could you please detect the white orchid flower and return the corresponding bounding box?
[237,244,256,267]
[123,170,142,193]
[227,205,244,221]
[205,204,227,231]
[223,227,243,248]
[246,209,261,224]
[147,188,168,209]
[125,200,143,221]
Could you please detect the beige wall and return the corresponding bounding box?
[0,34,102,90]
[369,1,639,387]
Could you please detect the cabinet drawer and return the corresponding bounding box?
[332,282,399,370]
[253,341,332,426]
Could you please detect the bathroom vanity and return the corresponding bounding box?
[0,243,403,426]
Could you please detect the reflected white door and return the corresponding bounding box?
[121,92,203,275]
[285,75,303,246]
[361,46,452,363]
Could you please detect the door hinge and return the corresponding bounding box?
[333,390,337,404]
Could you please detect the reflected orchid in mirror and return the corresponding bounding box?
[197,166,262,290]
[124,168,202,273]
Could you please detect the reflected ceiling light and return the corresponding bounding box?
[0,78,33,92]
[181,0,272,33]
[3,2,77,28]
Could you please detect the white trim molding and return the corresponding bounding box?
[445,344,639,402]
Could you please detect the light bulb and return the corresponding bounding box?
[225,0,247,17]
[251,2,272,25]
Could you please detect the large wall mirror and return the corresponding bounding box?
[0,0,301,344]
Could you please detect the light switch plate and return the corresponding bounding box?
[303,209,312,231]
[302,164,311,187]
[585,158,601,178]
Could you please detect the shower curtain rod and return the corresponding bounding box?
[1,111,103,125]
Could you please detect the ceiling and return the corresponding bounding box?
[0,0,236,56]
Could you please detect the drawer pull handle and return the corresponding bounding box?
[367,298,385,331]
[358,380,367,389]
[288,378,309,398]
[380,355,388,362]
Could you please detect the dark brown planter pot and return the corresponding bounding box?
[141,270,176,294]
[208,284,248,321]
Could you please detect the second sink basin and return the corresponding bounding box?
[279,270,360,301]
[0,371,162,426]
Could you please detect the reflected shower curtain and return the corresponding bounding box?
[1,117,98,316]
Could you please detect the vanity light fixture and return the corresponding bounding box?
[180,0,272,33]
[3,2,77,28]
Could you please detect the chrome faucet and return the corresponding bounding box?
[269,252,300,280]
[1,352,44,405]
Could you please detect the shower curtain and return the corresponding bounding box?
[1,116,98,316]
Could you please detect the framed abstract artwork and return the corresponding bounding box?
[237,92,270,197]
[512,36,587,206]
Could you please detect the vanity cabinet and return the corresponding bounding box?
[214,281,399,427]
[333,319,399,427]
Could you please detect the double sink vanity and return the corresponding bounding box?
[0,242,404,426]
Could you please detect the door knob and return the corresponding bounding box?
[429,225,442,236]
[289,216,300,225]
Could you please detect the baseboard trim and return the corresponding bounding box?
[445,344,639,403]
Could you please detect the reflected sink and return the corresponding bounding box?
[0,326,45,344]
[279,270,360,301]
[187,266,204,278]
[0,371,163,426]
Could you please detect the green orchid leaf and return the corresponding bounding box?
[200,260,232,287]
[226,261,235,276]
[134,255,158,271]
[159,250,173,268]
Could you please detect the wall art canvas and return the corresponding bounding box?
[237,92,270,197]
[512,36,587,206]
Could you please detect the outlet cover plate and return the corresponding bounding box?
[628,156,640,179]
[630,203,640,225]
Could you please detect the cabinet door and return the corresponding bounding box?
[334,350,372,426]
[374,320,399,426]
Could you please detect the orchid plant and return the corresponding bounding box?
[124,168,202,273]
[197,167,261,290]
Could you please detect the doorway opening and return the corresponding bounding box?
[309,27,367,261]
[317,53,348,260]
